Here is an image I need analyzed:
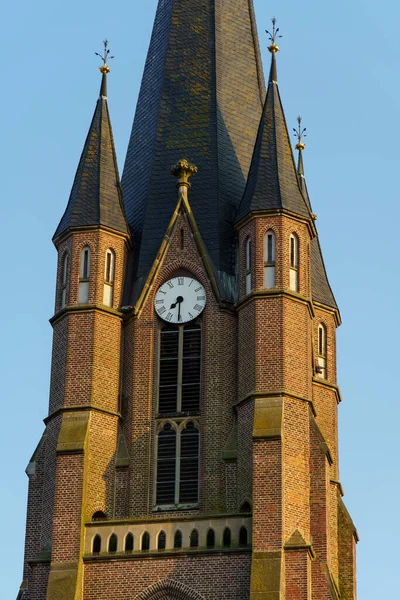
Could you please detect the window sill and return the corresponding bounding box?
[153,503,199,512]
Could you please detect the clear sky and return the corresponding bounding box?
[1,0,398,597]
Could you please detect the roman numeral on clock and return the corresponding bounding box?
[159,306,166,314]
[167,281,174,289]
[178,278,184,285]
[197,296,205,301]
[166,313,173,321]
[193,304,202,312]
[156,299,164,304]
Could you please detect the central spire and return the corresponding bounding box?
[122,0,265,294]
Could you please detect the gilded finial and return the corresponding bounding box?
[95,39,114,74]
[171,159,198,188]
[293,115,306,151]
[266,17,282,53]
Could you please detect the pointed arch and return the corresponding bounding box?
[134,578,206,600]
[263,229,276,288]
[316,323,327,379]
[103,248,115,307]
[92,534,101,554]
[125,532,134,552]
[108,533,118,553]
[60,252,69,308]
[174,530,182,549]
[245,237,252,295]
[157,530,166,551]
[289,233,299,292]
[78,245,91,303]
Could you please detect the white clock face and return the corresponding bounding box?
[154,277,206,323]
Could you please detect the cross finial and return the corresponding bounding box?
[293,115,306,151]
[266,17,282,53]
[95,39,114,75]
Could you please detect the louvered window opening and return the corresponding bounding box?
[156,421,200,506]
[159,325,201,415]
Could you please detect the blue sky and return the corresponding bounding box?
[1,0,398,597]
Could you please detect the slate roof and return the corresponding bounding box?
[121,0,265,290]
[297,150,338,310]
[53,74,128,240]
[236,53,310,221]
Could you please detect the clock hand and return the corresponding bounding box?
[176,296,184,321]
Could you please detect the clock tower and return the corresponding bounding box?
[18,5,357,600]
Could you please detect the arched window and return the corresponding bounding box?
[61,253,69,308]
[125,533,134,552]
[239,527,248,546]
[189,529,199,548]
[263,230,275,288]
[223,528,231,548]
[240,501,251,513]
[289,234,299,292]
[108,533,118,553]
[156,421,200,506]
[141,532,150,552]
[157,530,166,550]
[158,324,201,415]
[316,323,327,379]
[245,238,252,295]
[206,529,215,549]
[103,249,115,307]
[92,511,107,521]
[174,530,182,549]
[92,534,101,554]
[78,245,91,303]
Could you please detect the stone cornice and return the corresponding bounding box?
[53,224,132,247]
[312,378,342,404]
[235,391,317,417]
[313,300,341,327]
[236,288,315,319]
[85,511,252,527]
[83,546,251,562]
[44,404,121,426]
[50,303,123,326]
[235,208,316,238]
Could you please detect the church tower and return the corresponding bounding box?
[18,4,357,600]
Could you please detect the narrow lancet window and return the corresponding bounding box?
[141,532,150,552]
[92,534,101,554]
[78,245,91,303]
[223,528,231,547]
[174,530,182,549]
[108,533,118,553]
[264,230,276,288]
[289,234,299,291]
[206,529,215,549]
[316,324,327,379]
[245,238,252,295]
[239,527,248,546]
[190,529,199,548]
[61,253,69,308]
[125,533,134,552]
[103,249,115,307]
[158,531,166,550]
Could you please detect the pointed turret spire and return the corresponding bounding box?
[293,118,338,310]
[121,0,265,292]
[236,21,311,222]
[294,115,309,204]
[53,42,128,241]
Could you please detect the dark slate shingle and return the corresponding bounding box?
[236,54,310,221]
[121,0,265,289]
[53,87,128,240]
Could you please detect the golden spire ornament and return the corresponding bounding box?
[293,115,306,151]
[266,17,282,53]
[96,39,114,74]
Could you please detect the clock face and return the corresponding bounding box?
[154,277,206,324]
